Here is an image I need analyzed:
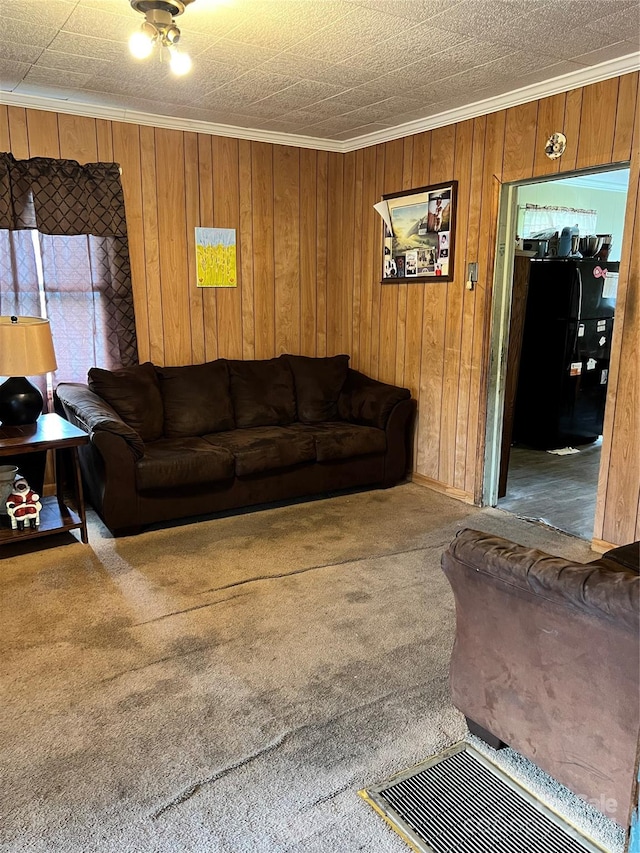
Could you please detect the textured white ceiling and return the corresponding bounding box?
[1,0,639,142]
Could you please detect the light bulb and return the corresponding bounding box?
[129,29,153,59]
[169,47,192,76]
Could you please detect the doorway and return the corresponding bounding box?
[484,165,630,541]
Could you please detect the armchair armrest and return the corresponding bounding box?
[55,383,144,460]
[338,369,411,429]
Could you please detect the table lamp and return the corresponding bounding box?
[0,316,58,427]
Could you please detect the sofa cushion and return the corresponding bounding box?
[135,437,234,491]
[88,362,163,442]
[227,357,296,428]
[286,354,349,423]
[293,422,386,461]
[156,360,234,438]
[204,426,315,476]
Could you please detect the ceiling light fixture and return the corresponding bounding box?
[129,0,195,76]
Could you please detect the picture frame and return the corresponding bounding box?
[195,227,237,287]
[377,181,457,284]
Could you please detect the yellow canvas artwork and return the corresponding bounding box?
[195,227,237,287]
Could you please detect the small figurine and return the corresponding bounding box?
[6,476,42,531]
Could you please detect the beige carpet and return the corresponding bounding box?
[0,483,621,852]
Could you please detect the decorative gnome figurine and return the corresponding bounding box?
[6,476,42,531]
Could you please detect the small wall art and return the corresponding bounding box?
[195,227,237,287]
[376,181,457,284]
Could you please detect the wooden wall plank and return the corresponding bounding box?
[415,125,455,480]
[138,125,164,364]
[576,77,619,169]
[96,119,114,162]
[562,88,583,172]
[0,105,9,151]
[612,72,639,163]
[358,145,376,374]
[213,135,243,359]
[273,145,300,355]
[7,107,29,158]
[252,142,275,359]
[111,121,151,364]
[502,101,539,183]
[57,113,97,162]
[350,148,364,367]
[403,132,430,401]
[184,131,205,365]
[532,92,567,176]
[454,115,485,492]
[299,147,317,357]
[25,110,60,158]
[326,152,344,355]
[342,150,356,358]
[316,150,328,357]
[439,119,473,487]
[379,137,403,385]
[238,139,255,360]
[155,128,191,365]
[370,144,386,377]
[197,134,218,362]
[155,128,192,365]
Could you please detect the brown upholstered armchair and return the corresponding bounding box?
[441,529,639,829]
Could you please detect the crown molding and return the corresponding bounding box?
[0,91,344,152]
[340,52,640,151]
[1,52,638,154]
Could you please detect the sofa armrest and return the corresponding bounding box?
[55,383,145,460]
[443,528,639,630]
[338,369,411,429]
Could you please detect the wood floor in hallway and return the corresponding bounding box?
[498,440,601,541]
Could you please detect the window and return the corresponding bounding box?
[0,153,137,405]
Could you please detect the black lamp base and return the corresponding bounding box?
[0,376,44,426]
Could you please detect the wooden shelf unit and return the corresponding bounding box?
[0,413,89,546]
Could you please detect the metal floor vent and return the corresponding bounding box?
[360,742,606,853]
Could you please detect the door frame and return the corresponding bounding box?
[482,163,631,511]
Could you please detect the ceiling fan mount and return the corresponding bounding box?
[129,0,196,73]
[130,0,195,17]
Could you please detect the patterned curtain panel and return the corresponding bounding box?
[0,152,138,386]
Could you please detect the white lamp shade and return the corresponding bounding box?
[0,316,58,377]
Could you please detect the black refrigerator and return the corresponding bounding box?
[513,258,617,450]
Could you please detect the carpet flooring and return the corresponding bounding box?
[0,483,623,853]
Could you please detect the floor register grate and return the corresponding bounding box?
[360,742,607,853]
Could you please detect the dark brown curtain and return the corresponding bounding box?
[0,152,138,391]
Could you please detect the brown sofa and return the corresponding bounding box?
[441,529,640,828]
[442,530,640,826]
[55,354,415,537]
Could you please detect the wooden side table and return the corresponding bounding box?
[0,413,89,545]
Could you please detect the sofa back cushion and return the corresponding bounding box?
[156,360,235,438]
[227,357,296,428]
[286,354,349,423]
[88,362,163,441]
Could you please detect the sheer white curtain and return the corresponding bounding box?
[519,204,597,237]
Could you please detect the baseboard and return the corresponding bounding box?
[591,538,617,554]
[411,473,476,505]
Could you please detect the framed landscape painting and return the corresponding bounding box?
[379,181,457,284]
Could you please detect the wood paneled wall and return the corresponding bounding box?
[1,72,638,545]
